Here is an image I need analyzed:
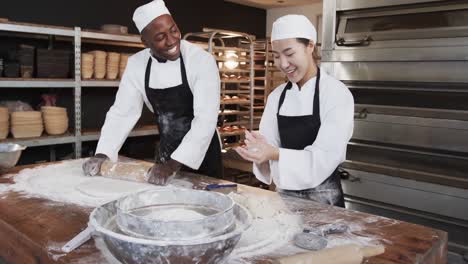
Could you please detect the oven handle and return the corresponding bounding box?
[336,36,372,47]
[354,109,368,119]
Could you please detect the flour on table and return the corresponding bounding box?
[75,177,151,198]
[0,160,194,207]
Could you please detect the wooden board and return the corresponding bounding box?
[0,160,447,264]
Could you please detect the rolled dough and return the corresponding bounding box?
[75,177,154,198]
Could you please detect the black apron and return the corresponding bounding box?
[276,68,345,207]
[144,55,223,179]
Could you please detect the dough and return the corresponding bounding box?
[75,177,154,198]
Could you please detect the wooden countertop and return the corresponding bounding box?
[0,161,447,264]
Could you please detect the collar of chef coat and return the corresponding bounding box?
[148,51,183,89]
[280,76,318,116]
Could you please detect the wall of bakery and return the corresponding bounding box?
[0,0,266,37]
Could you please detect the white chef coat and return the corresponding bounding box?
[96,40,220,169]
[253,70,354,190]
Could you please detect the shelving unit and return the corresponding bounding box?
[184,28,255,150]
[237,40,287,129]
[0,21,157,159]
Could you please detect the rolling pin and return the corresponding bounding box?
[99,159,154,183]
[276,244,385,264]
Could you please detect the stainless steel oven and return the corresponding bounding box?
[321,0,468,254]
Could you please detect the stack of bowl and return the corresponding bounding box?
[0,107,9,139]
[91,50,107,79]
[81,53,94,79]
[11,111,43,138]
[119,53,131,79]
[41,106,68,135]
[106,52,120,80]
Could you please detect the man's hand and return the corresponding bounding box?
[82,153,108,176]
[147,159,182,186]
[235,130,279,164]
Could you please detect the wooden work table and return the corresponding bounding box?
[0,160,447,263]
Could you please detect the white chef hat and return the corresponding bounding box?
[133,0,171,33]
[271,14,317,44]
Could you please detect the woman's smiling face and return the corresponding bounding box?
[272,38,315,87]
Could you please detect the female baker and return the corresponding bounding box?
[236,15,354,207]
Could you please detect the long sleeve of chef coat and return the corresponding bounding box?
[253,71,354,190]
[95,55,145,162]
[170,46,220,169]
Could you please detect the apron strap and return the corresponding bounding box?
[277,82,293,114]
[313,67,321,118]
[144,57,152,89]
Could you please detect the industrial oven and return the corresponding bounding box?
[321,0,468,254]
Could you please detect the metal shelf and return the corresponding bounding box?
[240,85,264,90]
[221,100,251,105]
[220,130,245,137]
[0,21,75,37]
[81,125,159,142]
[212,46,250,52]
[222,90,251,94]
[219,110,250,116]
[242,115,262,120]
[0,21,152,160]
[241,105,264,110]
[81,80,120,87]
[0,126,159,147]
[240,94,265,100]
[81,30,142,44]
[222,121,249,126]
[219,69,250,73]
[0,78,75,88]
[221,79,251,83]
[215,57,250,63]
[0,133,76,147]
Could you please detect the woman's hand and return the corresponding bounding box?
[235,130,279,164]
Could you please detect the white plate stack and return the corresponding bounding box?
[82,53,94,79]
[11,111,43,139]
[119,53,131,79]
[106,52,120,80]
[91,50,107,79]
[0,107,9,139]
[41,106,69,135]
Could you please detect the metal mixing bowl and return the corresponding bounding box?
[89,199,251,264]
[115,188,236,241]
[0,143,26,169]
